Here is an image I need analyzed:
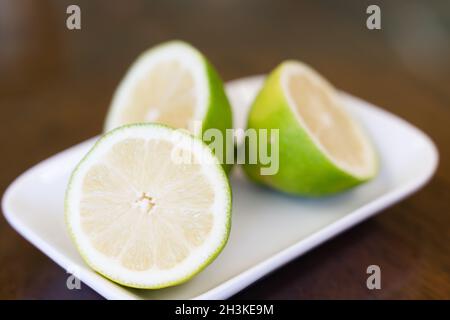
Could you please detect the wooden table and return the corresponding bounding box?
[0,0,448,299]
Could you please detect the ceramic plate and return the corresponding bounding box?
[2,76,438,299]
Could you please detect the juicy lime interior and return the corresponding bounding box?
[286,67,371,176]
[117,60,196,131]
[80,138,214,271]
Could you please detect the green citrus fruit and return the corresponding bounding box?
[104,40,233,172]
[243,61,378,196]
[65,124,231,288]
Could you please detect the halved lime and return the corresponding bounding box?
[65,124,231,288]
[104,41,233,169]
[243,61,378,196]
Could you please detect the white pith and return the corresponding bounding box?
[281,61,376,179]
[105,42,209,136]
[66,125,230,288]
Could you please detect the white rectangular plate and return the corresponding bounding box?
[2,76,438,299]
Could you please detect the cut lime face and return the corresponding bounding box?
[105,42,207,133]
[65,124,231,288]
[283,61,376,179]
[244,61,378,196]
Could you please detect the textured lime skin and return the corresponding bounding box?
[200,54,234,174]
[65,123,232,289]
[243,63,376,196]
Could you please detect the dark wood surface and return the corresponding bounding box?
[0,0,449,299]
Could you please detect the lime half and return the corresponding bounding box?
[243,61,378,196]
[104,41,233,170]
[65,124,231,288]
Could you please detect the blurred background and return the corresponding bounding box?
[0,0,449,299]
